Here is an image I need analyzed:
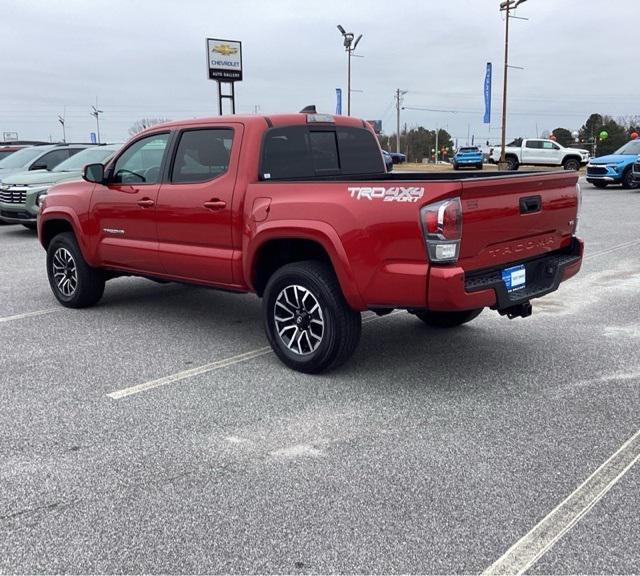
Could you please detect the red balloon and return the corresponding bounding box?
[549,134,557,141]
[631,132,638,140]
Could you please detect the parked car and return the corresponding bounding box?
[631,155,640,185]
[38,112,582,373]
[385,151,406,164]
[0,144,30,161]
[0,144,120,229]
[489,139,590,171]
[381,149,393,172]
[586,140,640,189]
[0,143,89,180]
[452,146,483,170]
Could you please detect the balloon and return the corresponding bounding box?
[631,132,638,140]
[549,134,557,141]
[599,130,608,140]
[571,131,579,139]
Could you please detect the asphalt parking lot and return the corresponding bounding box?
[1,178,639,574]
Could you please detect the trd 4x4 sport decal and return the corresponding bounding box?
[348,186,424,202]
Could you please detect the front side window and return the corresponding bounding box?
[172,129,233,183]
[112,133,169,184]
[542,141,555,150]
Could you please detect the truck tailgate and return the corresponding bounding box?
[458,171,579,271]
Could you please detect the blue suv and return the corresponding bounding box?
[452,146,483,170]
[586,140,640,188]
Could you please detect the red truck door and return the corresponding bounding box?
[155,125,242,285]
[90,132,170,274]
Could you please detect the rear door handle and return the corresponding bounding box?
[137,198,155,208]
[203,199,227,210]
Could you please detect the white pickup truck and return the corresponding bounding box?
[489,139,590,171]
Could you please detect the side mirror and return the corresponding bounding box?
[83,163,105,184]
[30,163,48,171]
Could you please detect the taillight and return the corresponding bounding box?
[420,197,462,263]
[573,182,582,234]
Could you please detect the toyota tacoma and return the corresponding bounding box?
[38,112,583,373]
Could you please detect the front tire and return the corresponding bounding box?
[621,167,638,189]
[47,232,105,308]
[563,158,581,171]
[263,261,361,373]
[414,308,483,328]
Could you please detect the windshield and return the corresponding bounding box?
[613,141,640,156]
[0,146,46,169]
[53,147,116,172]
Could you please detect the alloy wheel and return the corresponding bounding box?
[274,284,324,356]
[52,247,78,297]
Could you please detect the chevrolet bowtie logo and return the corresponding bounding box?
[211,44,237,56]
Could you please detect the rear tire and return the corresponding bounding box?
[46,232,105,308]
[263,261,361,373]
[563,158,580,171]
[477,163,483,170]
[505,156,519,171]
[414,308,483,328]
[621,167,638,189]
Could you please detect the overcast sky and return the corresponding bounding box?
[2,0,638,145]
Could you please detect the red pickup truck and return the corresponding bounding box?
[38,112,583,373]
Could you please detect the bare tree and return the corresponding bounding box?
[128,117,171,136]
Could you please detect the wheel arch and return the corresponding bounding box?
[247,223,365,310]
[40,211,95,265]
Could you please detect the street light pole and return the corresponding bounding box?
[57,110,66,143]
[337,25,362,116]
[90,104,103,143]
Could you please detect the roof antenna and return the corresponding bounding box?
[299,105,317,114]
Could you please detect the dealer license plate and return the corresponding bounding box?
[501,264,526,292]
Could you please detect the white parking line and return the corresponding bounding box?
[0,308,60,324]
[583,238,640,261]
[482,428,640,576]
[107,312,400,400]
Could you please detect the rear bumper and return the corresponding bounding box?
[427,238,583,312]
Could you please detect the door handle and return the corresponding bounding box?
[203,199,227,210]
[137,198,155,208]
[519,195,541,214]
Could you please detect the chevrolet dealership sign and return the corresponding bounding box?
[207,38,243,81]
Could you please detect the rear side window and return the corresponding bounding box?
[172,129,233,183]
[261,125,383,180]
[35,149,71,170]
[525,141,542,149]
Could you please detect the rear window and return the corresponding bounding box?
[261,125,384,180]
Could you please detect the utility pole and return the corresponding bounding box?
[337,25,363,116]
[90,103,103,143]
[499,0,527,169]
[435,127,439,164]
[395,89,408,154]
